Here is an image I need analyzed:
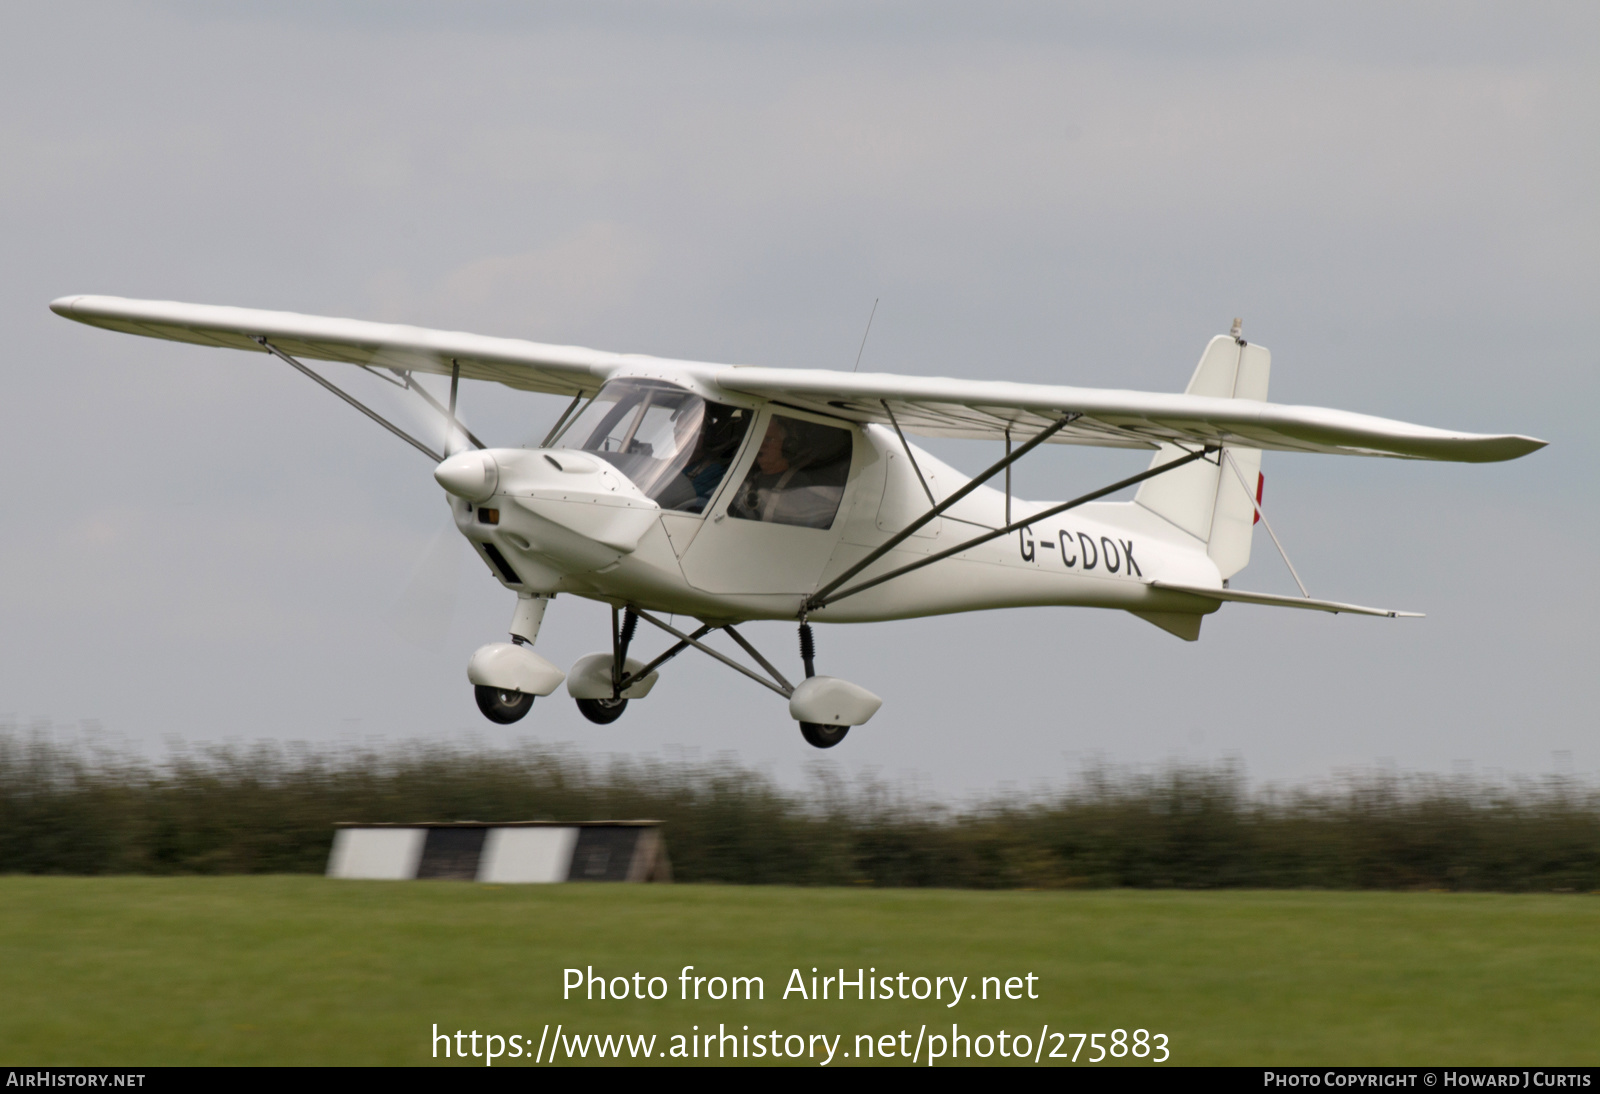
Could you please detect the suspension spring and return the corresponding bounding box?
[798,622,816,679]
[619,608,638,656]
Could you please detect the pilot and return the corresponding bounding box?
[677,406,746,512]
[660,403,748,512]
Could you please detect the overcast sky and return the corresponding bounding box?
[2,1,1595,796]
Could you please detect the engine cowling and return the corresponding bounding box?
[437,448,661,578]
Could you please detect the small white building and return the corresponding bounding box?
[326,821,670,883]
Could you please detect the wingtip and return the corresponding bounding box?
[1441,433,1547,462]
[48,295,83,317]
[1496,435,1548,460]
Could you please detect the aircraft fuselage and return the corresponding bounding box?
[449,394,1223,631]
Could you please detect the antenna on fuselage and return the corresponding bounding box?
[851,298,879,372]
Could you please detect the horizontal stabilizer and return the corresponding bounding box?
[1150,581,1423,619]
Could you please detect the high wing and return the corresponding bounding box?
[49,295,627,398]
[53,296,1544,462]
[713,367,1545,462]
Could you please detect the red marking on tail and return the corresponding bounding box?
[1253,472,1265,524]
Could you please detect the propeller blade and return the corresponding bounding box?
[391,515,467,650]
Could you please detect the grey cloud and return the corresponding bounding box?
[2,1,1592,792]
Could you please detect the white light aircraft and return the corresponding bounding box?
[52,296,1545,748]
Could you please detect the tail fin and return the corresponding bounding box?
[1134,332,1270,579]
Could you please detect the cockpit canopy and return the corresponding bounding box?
[553,379,752,513]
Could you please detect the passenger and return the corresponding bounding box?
[728,417,850,529]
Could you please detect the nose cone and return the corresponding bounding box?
[434,450,498,501]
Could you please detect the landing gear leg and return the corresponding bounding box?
[796,621,848,748]
[510,593,551,646]
[577,606,638,725]
[468,593,556,725]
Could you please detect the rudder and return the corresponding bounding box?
[1134,330,1269,580]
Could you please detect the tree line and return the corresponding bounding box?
[2,733,1596,890]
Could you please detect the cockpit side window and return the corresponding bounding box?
[553,379,751,513]
[726,415,853,530]
[648,400,751,513]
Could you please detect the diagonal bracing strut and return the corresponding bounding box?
[1223,448,1310,598]
[882,400,937,509]
[352,360,488,453]
[621,619,718,688]
[541,393,591,448]
[622,610,795,698]
[254,337,485,461]
[806,412,1083,612]
[256,337,442,461]
[403,360,486,452]
[721,624,795,694]
[807,444,1219,612]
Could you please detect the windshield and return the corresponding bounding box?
[554,379,752,512]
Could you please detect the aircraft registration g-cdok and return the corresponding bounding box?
[52,296,1545,748]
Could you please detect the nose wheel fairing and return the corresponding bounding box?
[466,642,565,698]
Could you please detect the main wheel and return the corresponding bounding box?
[800,722,849,749]
[475,685,534,725]
[577,696,629,725]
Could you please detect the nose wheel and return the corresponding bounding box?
[475,685,534,725]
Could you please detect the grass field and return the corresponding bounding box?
[1,878,1596,1066]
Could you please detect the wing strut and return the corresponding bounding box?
[254,337,489,462]
[255,337,443,461]
[346,360,487,452]
[882,400,937,508]
[404,360,485,453]
[807,444,1218,612]
[806,413,1083,613]
[541,392,590,448]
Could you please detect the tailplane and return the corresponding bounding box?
[1134,327,1270,580]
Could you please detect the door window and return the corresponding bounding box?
[726,415,853,530]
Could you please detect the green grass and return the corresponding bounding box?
[1,878,1596,1066]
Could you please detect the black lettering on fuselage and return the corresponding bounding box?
[1078,532,1098,571]
[1058,533,1077,567]
[1119,539,1141,577]
[1101,537,1121,574]
[1019,527,1035,562]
